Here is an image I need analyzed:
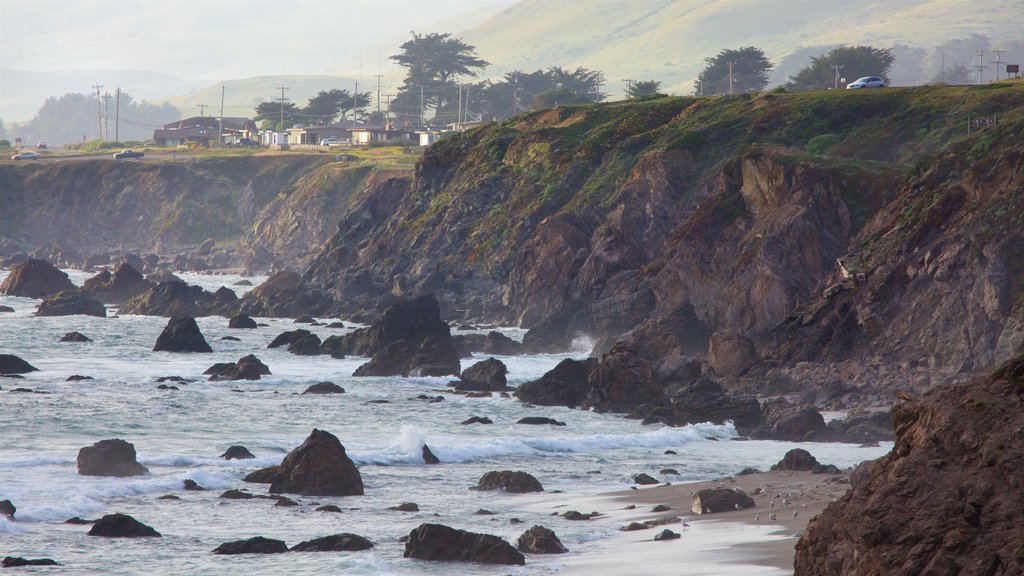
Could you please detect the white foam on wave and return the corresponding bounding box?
[0,517,26,534]
[15,496,106,523]
[140,453,282,469]
[349,422,738,466]
[0,455,75,468]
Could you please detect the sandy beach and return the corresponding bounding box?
[531,468,855,575]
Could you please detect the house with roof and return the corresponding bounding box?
[153,116,257,146]
[349,122,414,146]
[285,119,362,145]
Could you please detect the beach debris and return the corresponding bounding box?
[291,533,373,552]
[691,488,755,514]
[77,439,148,477]
[87,513,161,537]
[213,536,288,555]
[654,529,680,541]
[517,525,568,554]
[474,470,544,493]
[404,523,525,565]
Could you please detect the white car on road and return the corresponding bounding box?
[12,151,40,160]
[846,77,885,89]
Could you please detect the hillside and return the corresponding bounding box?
[461,0,1023,94]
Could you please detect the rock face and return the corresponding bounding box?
[475,470,544,493]
[668,378,764,434]
[80,263,153,304]
[77,439,148,477]
[153,316,213,353]
[691,488,755,514]
[707,330,757,377]
[514,358,597,407]
[453,358,508,391]
[403,523,525,565]
[213,536,289,555]
[517,525,568,554]
[0,259,76,298]
[754,401,827,441]
[87,513,160,537]
[795,356,1024,575]
[120,280,234,317]
[0,355,38,374]
[352,336,461,378]
[291,533,374,552]
[35,293,106,317]
[269,429,364,496]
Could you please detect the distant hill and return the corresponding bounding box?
[163,75,360,122]
[458,0,1024,95]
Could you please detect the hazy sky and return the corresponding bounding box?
[0,0,509,80]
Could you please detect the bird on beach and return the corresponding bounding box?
[768,512,777,521]
[793,510,799,518]
[770,500,775,508]
[754,514,760,521]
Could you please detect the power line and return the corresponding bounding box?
[975,50,988,85]
[92,84,103,140]
[196,103,208,117]
[275,86,290,130]
[992,50,1006,82]
[102,92,113,141]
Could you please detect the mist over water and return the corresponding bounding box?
[0,270,890,574]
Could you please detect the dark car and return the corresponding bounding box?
[237,138,259,147]
[113,149,144,160]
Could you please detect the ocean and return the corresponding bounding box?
[0,269,891,575]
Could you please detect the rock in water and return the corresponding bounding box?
[795,356,1024,575]
[517,525,568,554]
[0,259,76,298]
[0,499,15,520]
[290,533,374,552]
[404,523,525,565]
[153,316,212,353]
[212,536,288,555]
[60,331,93,342]
[77,439,148,477]
[220,445,255,460]
[514,358,597,407]
[2,557,60,567]
[206,354,270,381]
[452,358,509,391]
[475,470,544,493]
[228,313,258,329]
[422,444,440,464]
[0,355,38,374]
[87,513,160,537]
[770,448,821,471]
[302,382,345,394]
[269,429,364,496]
[36,293,107,317]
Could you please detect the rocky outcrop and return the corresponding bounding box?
[3,557,60,567]
[770,448,835,473]
[291,533,374,552]
[707,330,757,377]
[589,345,664,413]
[120,281,234,317]
[302,382,344,394]
[239,271,329,318]
[77,439,148,477]
[87,513,160,537]
[243,466,280,483]
[753,401,827,441]
[691,488,755,514]
[514,358,597,407]
[227,313,258,329]
[452,358,508,391]
[80,263,153,304]
[0,355,38,374]
[153,316,212,353]
[352,336,460,378]
[220,445,255,460]
[60,331,92,342]
[213,536,288,555]
[35,293,106,317]
[517,526,568,554]
[403,523,525,565]
[205,354,270,381]
[795,355,1024,575]
[0,259,75,298]
[269,429,363,496]
[668,378,764,433]
[0,500,15,520]
[475,470,544,493]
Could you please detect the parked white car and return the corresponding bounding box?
[12,151,40,160]
[846,77,886,89]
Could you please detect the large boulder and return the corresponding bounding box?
[825,410,894,443]
[238,270,330,318]
[80,263,153,304]
[87,513,160,537]
[287,332,322,356]
[329,295,453,357]
[268,329,313,349]
[77,439,148,477]
[228,313,258,329]
[452,358,508,391]
[61,331,93,342]
[290,533,373,552]
[213,536,288,555]
[475,470,544,493]
[352,336,460,378]
[242,466,280,484]
[514,358,597,407]
[119,280,230,317]
[589,345,663,412]
[35,293,106,317]
[795,356,1024,575]
[707,330,758,377]
[403,523,525,565]
[753,401,827,441]
[206,354,270,381]
[691,488,755,514]
[771,448,824,472]
[0,259,76,298]
[3,557,59,567]
[153,316,213,353]
[0,355,38,374]
[517,526,568,554]
[269,429,363,496]
[668,378,764,434]
[220,445,255,460]
[0,500,15,520]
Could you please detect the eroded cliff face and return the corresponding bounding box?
[794,355,1024,575]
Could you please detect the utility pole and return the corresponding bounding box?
[992,50,1006,82]
[102,92,112,141]
[728,61,734,95]
[940,54,945,83]
[275,86,289,132]
[352,80,358,124]
[419,85,425,127]
[623,78,634,98]
[457,83,463,127]
[374,74,383,118]
[975,51,987,85]
[197,103,208,117]
[384,93,395,125]
[832,64,844,89]
[114,87,120,143]
[218,85,225,147]
[511,77,518,117]
[92,84,103,141]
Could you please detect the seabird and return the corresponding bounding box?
[769,512,777,521]
[754,514,760,521]
[793,510,799,518]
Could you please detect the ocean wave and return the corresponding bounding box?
[0,455,75,468]
[0,517,26,534]
[15,496,106,523]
